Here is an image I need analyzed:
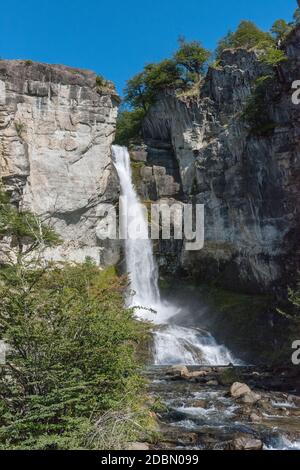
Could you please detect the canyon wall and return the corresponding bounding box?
[0,60,120,265]
[140,27,300,294]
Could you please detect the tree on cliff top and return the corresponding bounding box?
[271,19,292,43]
[216,21,274,58]
[174,37,210,80]
[124,59,182,112]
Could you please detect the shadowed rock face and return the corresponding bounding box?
[142,27,300,294]
[0,60,120,265]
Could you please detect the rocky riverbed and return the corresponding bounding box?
[145,365,300,450]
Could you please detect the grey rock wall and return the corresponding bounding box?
[142,27,300,293]
[0,60,120,265]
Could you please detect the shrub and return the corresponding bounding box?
[259,47,287,66]
[242,75,277,136]
[0,187,150,449]
[95,75,116,94]
[0,261,150,449]
[216,21,274,57]
[14,121,26,138]
[114,108,146,146]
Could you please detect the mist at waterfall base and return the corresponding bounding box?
[112,145,239,366]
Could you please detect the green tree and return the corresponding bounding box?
[124,71,149,112]
[114,108,146,146]
[174,37,210,79]
[271,19,292,42]
[124,59,182,113]
[216,21,274,57]
[144,59,182,95]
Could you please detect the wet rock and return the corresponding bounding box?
[191,399,208,409]
[230,434,263,451]
[249,413,262,423]
[230,382,251,398]
[160,431,198,447]
[241,391,262,405]
[186,370,208,379]
[206,380,219,386]
[167,365,189,378]
[257,399,274,413]
[167,366,209,381]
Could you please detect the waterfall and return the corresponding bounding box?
[112,145,239,366]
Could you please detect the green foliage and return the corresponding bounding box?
[278,277,300,322]
[271,19,292,42]
[0,262,149,449]
[123,39,210,114]
[14,121,25,137]
[95,75,116,94]
[131,161,146,187]
[114,109,146,146]
[259,47,287,66]
[216,21,274,57]
[96,74,105,87]
[119,57,188,145]
[124,59,182,112]
[124,71,149,112]
[0,188,151,449]
[242,75,277,136]
[174,37,210,79]
[0,186,60,258]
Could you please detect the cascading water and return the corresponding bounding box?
[112,145,238,366]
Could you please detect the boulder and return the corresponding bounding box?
[230,434,263,451]
[186,370,208,379]
[167,365,189,378]
[167,366,209,380]
[241,391,262,404]
[230,382,251,398]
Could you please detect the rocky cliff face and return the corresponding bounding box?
[0,60,120,265]
[142,27,300,294]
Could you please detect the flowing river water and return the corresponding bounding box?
[112,145,300,450]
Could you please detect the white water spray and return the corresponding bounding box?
[112,145,238,366]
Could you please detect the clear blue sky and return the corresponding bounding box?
[0,0,297,95]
